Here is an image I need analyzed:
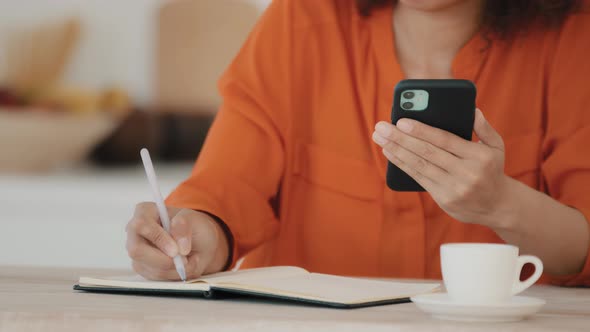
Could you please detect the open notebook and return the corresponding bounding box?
[75,266,439,308]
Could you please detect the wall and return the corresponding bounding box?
[0,0,271,105]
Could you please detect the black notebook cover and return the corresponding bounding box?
[73,284,411,309]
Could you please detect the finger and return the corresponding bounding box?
[379,119,477,158]
[132,202,160,222]
[380,141,448,184]
[185,254,204,279]
[126,233,176,270]
[373,128,458,172]
[382,148,437,191]
[132,261,160,280]
[126,215,178,257]
[187,253,217,279]
[132,261,183,281]
[170,209,194,256]
[130,202,180,227]
[473,109,504,150]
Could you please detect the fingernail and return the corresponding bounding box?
[372,132,388,145]
[382,148,393,158]
[178,238,191,255]
[396,119,413,133]
[164,243,178,257]
[375,122,393,136]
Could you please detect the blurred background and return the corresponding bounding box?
[0,0,270,269]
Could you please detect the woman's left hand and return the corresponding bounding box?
[372,109,516,229]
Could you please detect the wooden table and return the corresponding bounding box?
[1,266,589,331]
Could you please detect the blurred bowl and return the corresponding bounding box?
[0,109,119,172]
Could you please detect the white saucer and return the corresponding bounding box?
[410,293,546,322]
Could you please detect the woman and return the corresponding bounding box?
[125,0,590,285]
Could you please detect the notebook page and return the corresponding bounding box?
[198,266,308,284]
[78,275,209,291]
[78,266,308,291]
[216,273,440,304]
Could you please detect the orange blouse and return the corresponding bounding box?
[166,0,590,286]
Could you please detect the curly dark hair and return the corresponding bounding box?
[357,0,580,37]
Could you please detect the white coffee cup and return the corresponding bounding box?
[441,243,543,304]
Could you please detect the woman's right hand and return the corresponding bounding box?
[125,202,230,280]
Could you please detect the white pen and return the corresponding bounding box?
[140,148,187,281]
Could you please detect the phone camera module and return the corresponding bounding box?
[402,102,414,110]
[403,91,415,99]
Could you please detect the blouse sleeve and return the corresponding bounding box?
[166,0,294,268]
[541,10,590,286]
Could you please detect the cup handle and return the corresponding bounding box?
[512,255,544,296]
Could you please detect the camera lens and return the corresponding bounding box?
[402,102,414,110]
[403,91,415,99]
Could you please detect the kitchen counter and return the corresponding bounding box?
[0,163,193,269]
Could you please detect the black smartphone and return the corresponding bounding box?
[386,79,476,192]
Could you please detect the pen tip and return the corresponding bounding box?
[173,255,187,282]
[179,268,187,282]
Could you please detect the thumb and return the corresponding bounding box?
[474,108,504,150]
[170,209,193,256]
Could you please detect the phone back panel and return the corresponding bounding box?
[386,79,476,192]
